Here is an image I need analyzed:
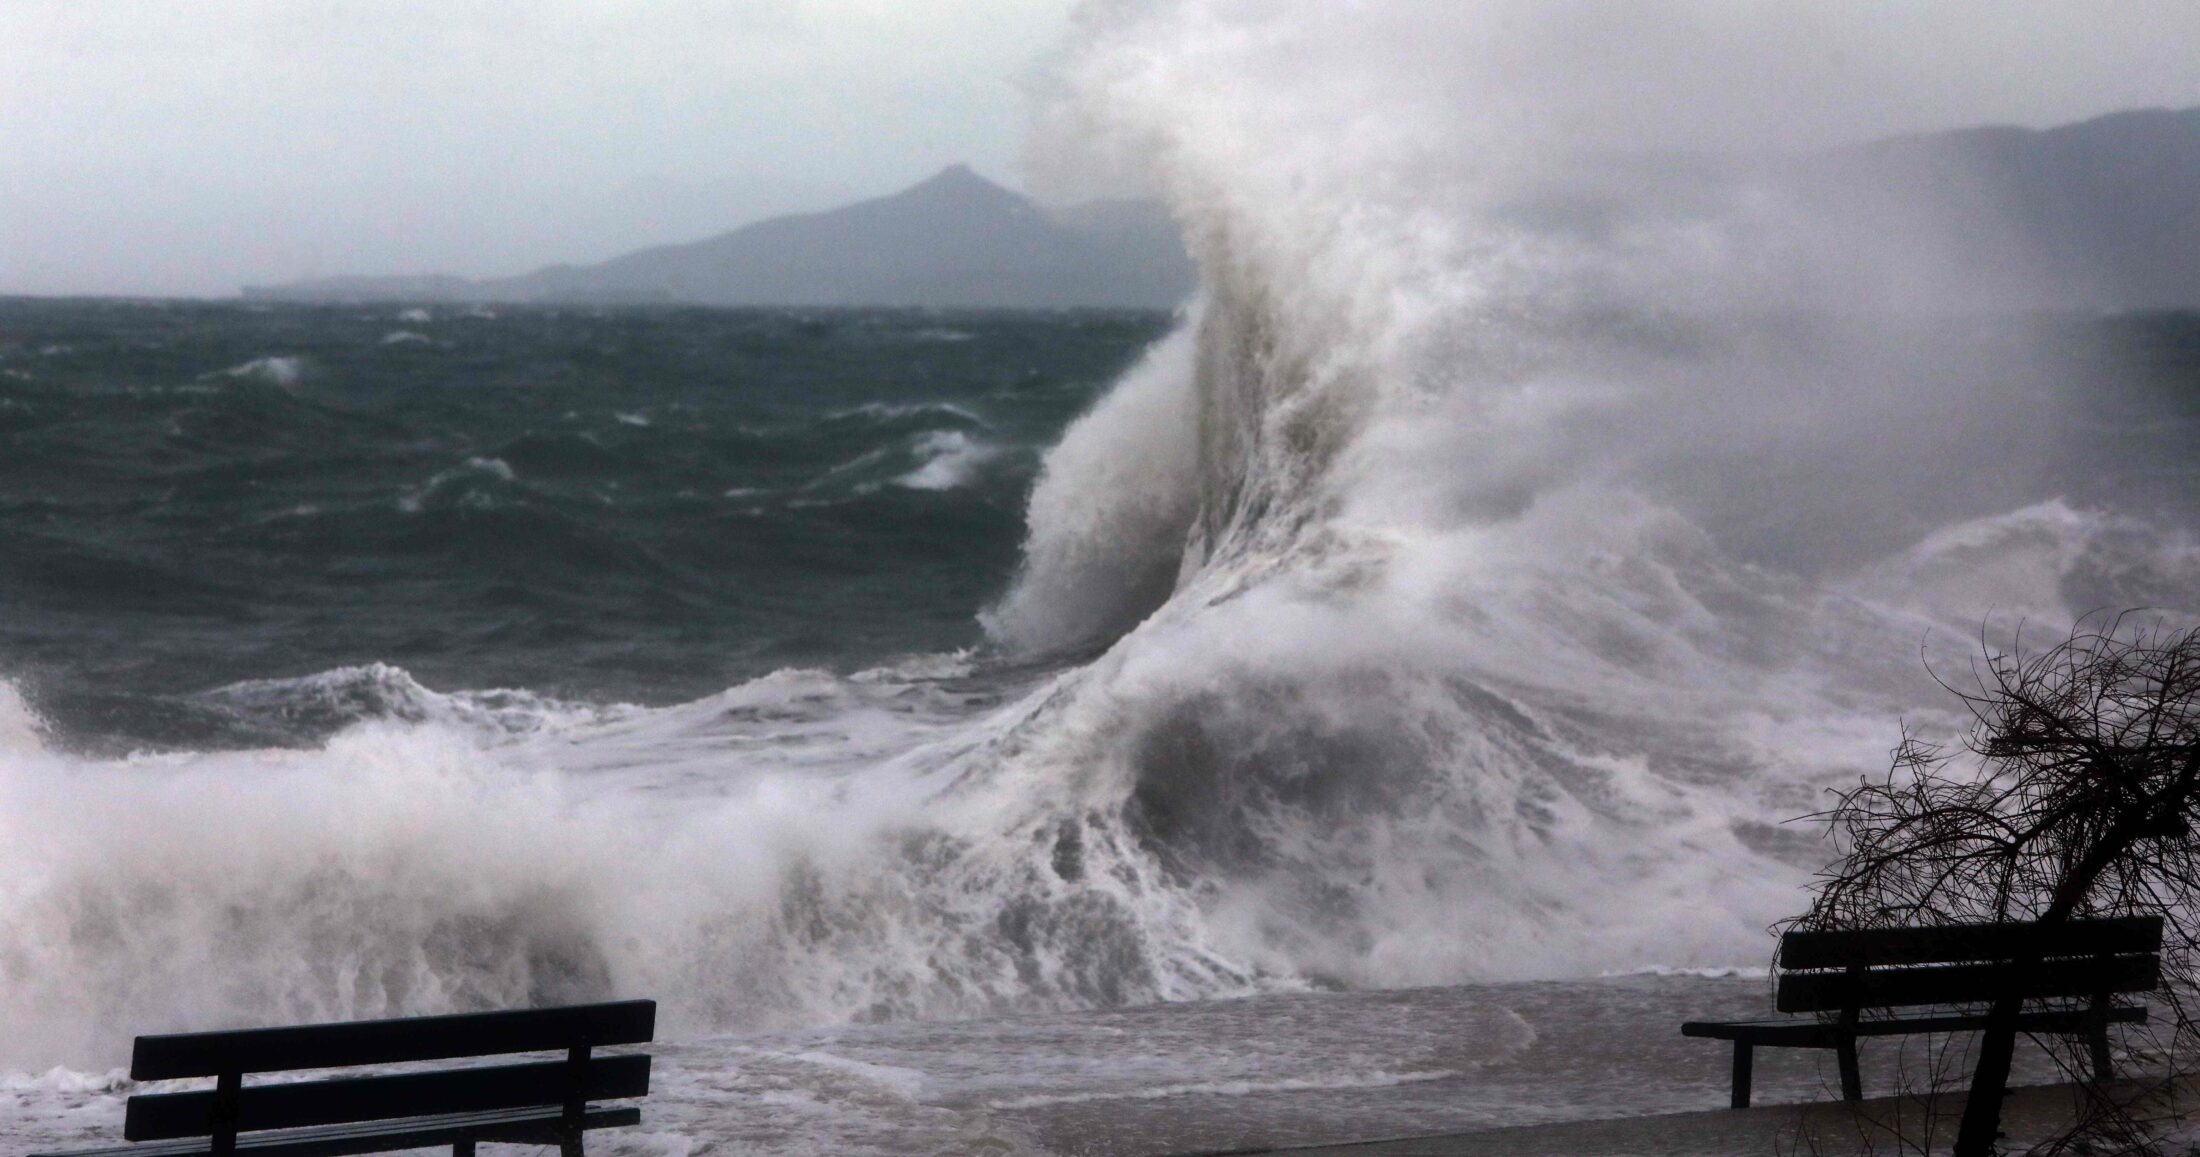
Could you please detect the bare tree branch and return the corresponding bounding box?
[1788,615,2200,1156]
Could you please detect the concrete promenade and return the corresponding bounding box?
[1218,1081,2164,1157]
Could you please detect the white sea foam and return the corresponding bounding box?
[981,324,1201,653]
[211,355,308,387]
[771,1050,931,1100]
[4,1,2198,1117]
[895,431,1003,491]
[378,330,430,346]
[805,447,895,490]
[987,1069,1459,1111]
[0,1067,131,1095]
[1598,965,1771,980]
[396,456,518,512]
[0,679,45,754]
[1854,500,2200,630]
[0,658,1184,1069]
[465,456,517,481]
[193,664,633,740]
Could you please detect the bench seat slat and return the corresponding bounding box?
[130,1000,655,1081]
[1685,920,2163,1110]
[125,1054,649,1141]
[1779,916,2162,970]
[1776,954,2159,1013]
[1684,1003,2148,1046]
[34,1105,640,1157]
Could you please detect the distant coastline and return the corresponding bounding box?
[244,165,1198,311]
[244,107,2200,313]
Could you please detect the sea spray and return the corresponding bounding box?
[0,720,620,1064]
[983,322,1203,653]
[2,1,2197,1086]
[0,680,43,754]
[0,660,1240,1070]
[974,0,2200,986]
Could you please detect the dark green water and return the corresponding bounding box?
[0,298,1171,749]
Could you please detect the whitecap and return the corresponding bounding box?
[396,457,517,512]
[895,431,1002,491]
[210,355,308,387]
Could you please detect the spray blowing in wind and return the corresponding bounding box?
[984,0,2200,979]
[2,0,2197,1093]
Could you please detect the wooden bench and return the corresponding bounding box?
[31,999,655,1157]
[1681,917,2159,1109]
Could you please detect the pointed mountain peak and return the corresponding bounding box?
[895,163,1025,211]
[921,162,990,188]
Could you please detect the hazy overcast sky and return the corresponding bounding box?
[2,0,1077,296]
[5,1,2200,298]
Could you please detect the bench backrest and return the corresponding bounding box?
[1775,917,2162,1015]
[121,999,655,1143]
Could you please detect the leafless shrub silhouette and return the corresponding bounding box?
[1791,615,2200,1156]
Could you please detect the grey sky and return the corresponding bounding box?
[5,0,2200,298]
[2,0,1075,296]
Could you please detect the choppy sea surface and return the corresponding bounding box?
[2,295,2195,1156]
[9,13,2200,1149]
[0,300,1164,753]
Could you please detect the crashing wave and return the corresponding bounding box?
[3,1,2196,1077]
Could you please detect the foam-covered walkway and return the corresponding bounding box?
[1237,1082,2163,1157]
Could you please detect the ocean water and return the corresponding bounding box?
[0,300,1164,753]
[9,5,2200,1154]
[3,295,2193,1154]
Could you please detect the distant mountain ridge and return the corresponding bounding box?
[248,165,1198,309]
[248,107,2200,310]
[1822,106,2200,309]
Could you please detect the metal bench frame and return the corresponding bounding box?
[31,1000,655,1157]
[1682,917,2159,1109]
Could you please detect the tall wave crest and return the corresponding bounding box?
[5,0,2199,1073]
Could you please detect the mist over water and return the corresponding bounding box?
[4,3,2200,1114]
[979,0,2200,986]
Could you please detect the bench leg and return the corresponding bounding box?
[2092,1025,2114,1082]
[1731,1041,1754,1109]
[1837,1037,1863,1102]
[453,1142,475,1157]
